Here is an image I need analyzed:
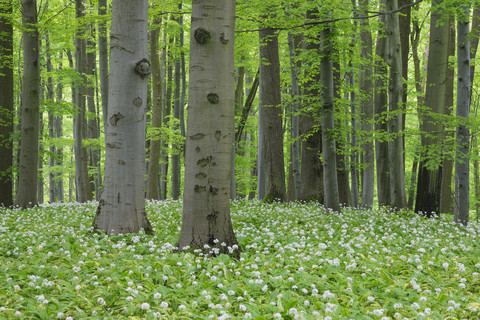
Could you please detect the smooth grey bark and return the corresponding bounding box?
[0,0,14,207]
[45,33,57,203]
[440,18,455,214]
[94,0,152,235]
[37,114,44,204]
[74,0,93,202]
[258,27,286,202]
[287,32,301,200]
[178,0,239,253]
[407,156,418,209]
[385,0,406,210]
[334,58,351,207]
[374,0,391,207]
[55,55,64,202]
[298,10,323,203]
[160,36,174,199]
[171,33,181,200]
[454,6,470,225]
[256,101,266,200]
[415,0,449,217]
[146,18,162,200]
[98,0,108,133]
[87,36,101,199]
[16,0,40,208]
[231,66,245,199]
[470,4,480,220]
[320,21,340,212]
[349,0,359,207]
[358,0,375,208]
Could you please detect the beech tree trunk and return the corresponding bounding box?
[258,26,286,202]
[55,56,64,202]
[86,36,101,199]
[74,0,93,202]
[146,18,163,200]
[320,20,340,212]
[0,0,14,207]
[358,0,374,208]
[16,0,40,208]
[374,0,391,207]
[94,0,152,235]
[178,0,238,253]
[287,32,301,200]
[45,33,57,203]
[171,30,182,200]
[98,0,108,132]
[455,6,470,225]
[386,0,406,210]
[298,10,323,203]
[440,18,455,214]
[415,0,449,217]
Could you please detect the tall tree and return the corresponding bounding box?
[45,33,57,203]
[298,10,323,203]
[16,0,40,208]
[386,0,407,209]
[74,0,93,202]
[178,0,239,252]
[258,22,286,202]
[171,14,183,200]
[287,31,302,200]
[98,0,108,132]
[374,0,391,207]
[146,17,163,200]
[415,0,449,216]
[94,0,152,234]
[440,17,455,214]
[319,18,340,212]
[455,5,470,225]
[358,0,375,208]
[0,0,14,207]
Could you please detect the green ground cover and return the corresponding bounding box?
[1,200,480,319]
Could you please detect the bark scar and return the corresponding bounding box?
[110,113,125,126]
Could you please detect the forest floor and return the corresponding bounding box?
[1,200,480,319]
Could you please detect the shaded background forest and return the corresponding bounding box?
[0,0,479,222]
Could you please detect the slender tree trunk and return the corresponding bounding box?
[87,37,101,199]
[98,0,108,133]
[298,10,323,203]
[386,0,406,210]
[287,32,302,200]
[146,18,163,200]
[407,156,418,209]
[374,0,391,207]
[45,33,57,203]
[0,0,14,207]
[55,56,64,202]
[171,32,181,200]
[454,6,470,225]
[178,0,239,253]
[258,26,286,202]
[232,65,245,199]
[350,0,360,207]
[94,0,152,235]
[74,0,93,202]
[440,18,455,214]
[334,55,351,207]
[320,20,340,212]
[415,0,449,217]
[358,0,374,208]
[16,0,40,208]
[161,37,174,199]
